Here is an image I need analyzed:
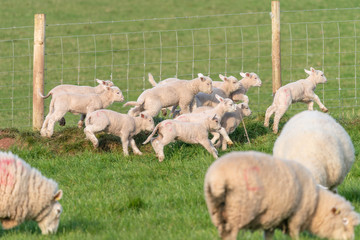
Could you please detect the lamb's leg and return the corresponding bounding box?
[130,138,142,155]
[40,114,51,137]
[220,227,239,240]
[120,134,130,156]
[264,229,274,240]
[210,132,221,145]
[213,128,232,146]
[84,123,106,148]
[46,111,66,137]
[78,114,86,128]
[272,106,288,134]
[264,104,276,127]
[1,219,19,229]
[221,136,228,151]
[312,93,328,112]
[307,101,314,111]
[231,93,249,104]
[199,139,218,159]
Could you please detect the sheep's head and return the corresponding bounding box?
[305,67,327,84]
[215,95,237,113]
[238,103,252,117]
[38,190,63,235]
[309,189,360,240]
[110,86,125,102]
[198,73,213,94]
[240,72,262,87]
[207,114,222,131]
[219,74,242,93]
[139,113,155,132]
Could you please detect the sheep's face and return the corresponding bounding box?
[207,115,222,131]
[310,192,360,240]
[140,113,155,132]
[305,67,327,84]
[198,75,213,94]
[110,87,125,102]
[240,72,262,87]
[239,103,252,117]
[219,75,242,92]
[38,190,63,235]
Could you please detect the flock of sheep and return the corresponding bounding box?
[0,66,358,239]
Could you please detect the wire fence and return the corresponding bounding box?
[0,7,360,129]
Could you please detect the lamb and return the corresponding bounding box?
[0,151,63,234]
[264,67,328,133]
[212,72,262,103]
[273,110,355,193]
[176,95,237,146]
[204,151,360,240]
[214,102,252,150]
[84,110,154,156]
[194,74,242,108]
[124,73,213,117]
[40,86,124,137]
[143,115,221,162]
[40,79,114,127]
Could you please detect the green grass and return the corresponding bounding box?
[1,0,360,239]
[0,115,359,240]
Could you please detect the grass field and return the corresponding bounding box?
[1,0,360,239]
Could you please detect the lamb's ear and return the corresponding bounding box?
[140,113,146,119]
[215,94,224,102]
[331,207,341,215]
[219,74,227,82]
[198,73,204,78]
[240,72,246,78]
[96,79,105,85]
[310,67,316,73]
[53,190,63,201]
[212,114,217,120]
[304,69,312,75]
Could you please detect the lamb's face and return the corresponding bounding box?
[140,113,155,132]
[227,76,242,92]
[239,103,252,117]
[207,115,222,131]
[199,76,213,94]
[315,70,327,84]
[111,87,125,102]
[223,98,237,113]
[38,201,63,235]
[250,73,262,87]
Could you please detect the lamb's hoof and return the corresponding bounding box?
[158,156,164,162]
[227,140,234,146]
[59,118,66,126]
[135,151,143,156]
[273,129,278,134]
[322,108,328,113]
[264,122,269,127]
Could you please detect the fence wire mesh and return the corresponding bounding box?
[0,7,359,129]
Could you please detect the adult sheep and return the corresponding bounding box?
[0,151,63,234]
[273,110,355,193]
[204,151,360,240]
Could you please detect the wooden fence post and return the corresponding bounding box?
[32,14,46,131]
[271,1,281,95]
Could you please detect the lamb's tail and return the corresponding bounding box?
[143,123,161,144]
[38,89,52,99]
[148,73,157,87]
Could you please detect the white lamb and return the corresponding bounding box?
[212,72,262,103]
[40,86,124,137]
[84,110,154,156]
[40,79,114,127]
[273,110,355,193]
[194,74,242,108]
[124,73,213,117]
[175,95,237,146]
[204,151,360,240]
[0,151,63,234]
[264,67,328,133]
[143,115,221,162]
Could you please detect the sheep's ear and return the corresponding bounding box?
[53,190,63,201]
[96,79,105,85]
[331,207,341,215]
[219,74,227,82]
[310,67,316,73]
[212,114,217,120]
[304,69,312,75]
[215,94,224,102]
[140,113,146,118]
[198,73,204,78]
[240,72,246,78]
